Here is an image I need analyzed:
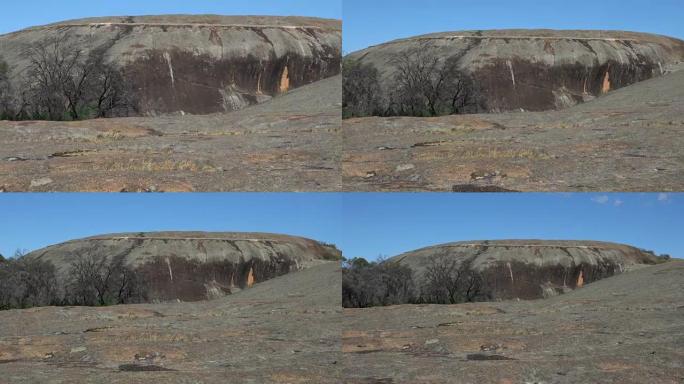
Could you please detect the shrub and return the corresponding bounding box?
[342,58,383,118]
[0,251,59,310]
[342,257,416,308]
[342,254,486,308]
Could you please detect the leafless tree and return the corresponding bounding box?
[421,254,483,304]
[21,34,134,121]
[67,253,144,306]
[388,44,480,116]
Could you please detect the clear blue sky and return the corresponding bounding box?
[0,193,342,257]
[339,193,682,260]
[0,193,681,260]
[0,0,341,35]
[344,0,684,52]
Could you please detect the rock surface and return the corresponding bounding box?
[0,15,341,115]
[0,74,342,192]
[0,262,342,383]
[25,231,341,302]
[343,260,684,383]
[342,67,684,191]
[348,29,684,112]
[388,240,658,300]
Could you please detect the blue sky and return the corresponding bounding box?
[0,193,343,257]
[344,0,684,52]
[0,0,341,35]
[0,193,681,260]
[339,193,682,260]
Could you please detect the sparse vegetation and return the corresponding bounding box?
[67,253,147,306]
[0,57,11,120]
[342,255,486,308]
[342,257,416,308]
[0,34,136,121]
[342,44,482,118]
[0,250,59,310]
[0,250,146,310]
[386,45,481,116]
[342,58,383,118]
[421,254,484,304]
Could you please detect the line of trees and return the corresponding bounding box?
[342,43,482,118]
[0,251,146,310]
[342,254,486,308]
[0,34,136,121]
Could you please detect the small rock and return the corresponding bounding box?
[395,163,415,172]
[70,346,87,354]
[425,339,439,345]
[30,177,53,188]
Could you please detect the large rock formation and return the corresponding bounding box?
[0,15,341,115]
[388,240,659,300]
[348,29,684,112]
[25,231,341,301]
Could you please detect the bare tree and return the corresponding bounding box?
[388,44,480,117]
[67,254,144,306]
[421,254,483,304]
[21,34,134,121]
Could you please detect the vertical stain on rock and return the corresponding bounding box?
[601,70,611,93]
[576,270,584,288]
[165,257,173,282]
[506,60,516,87]
[247,266,255,288]
[279,66,290,93]
[163,51,175,87]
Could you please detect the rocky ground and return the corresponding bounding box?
[343,69,684,192]
[342,260,684,383]
[0,75,341,192]
[0,262,342,383]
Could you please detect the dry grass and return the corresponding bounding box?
[415,146,553,161]
[100,158,219,173]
